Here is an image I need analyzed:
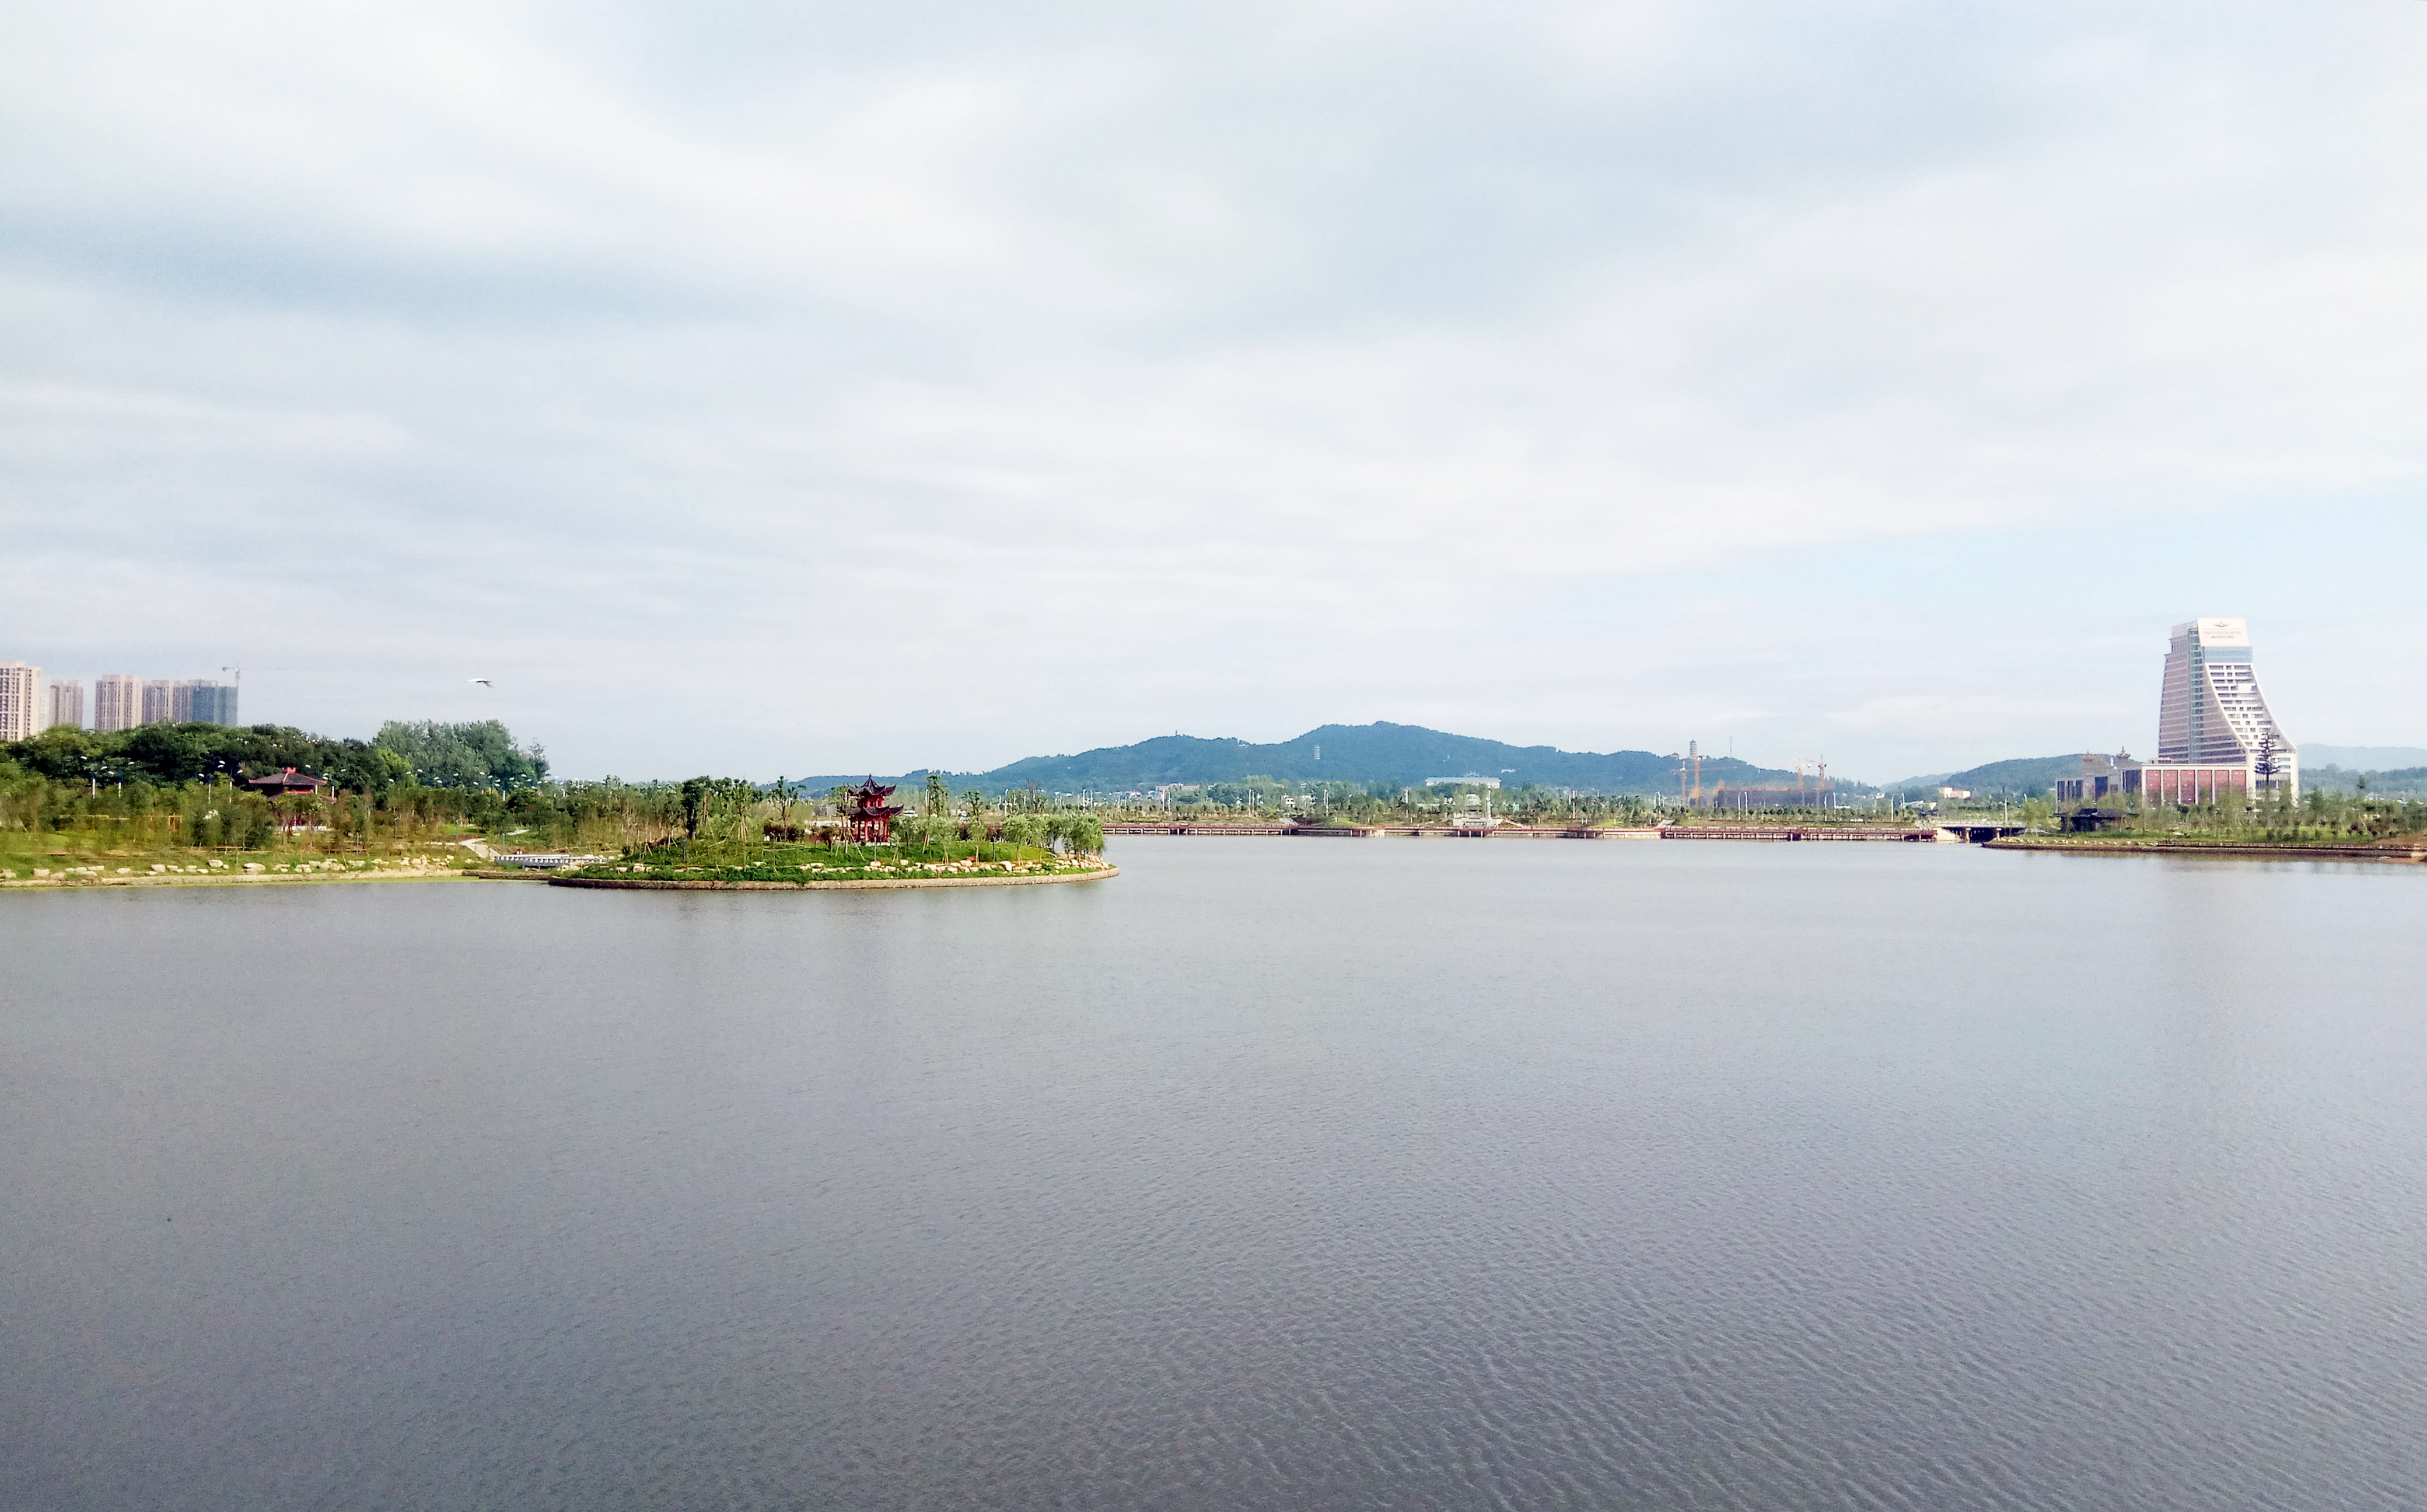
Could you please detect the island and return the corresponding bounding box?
[527,777,1115,890]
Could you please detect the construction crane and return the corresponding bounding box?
[219,665,296,690]
[1670,740,1706,807]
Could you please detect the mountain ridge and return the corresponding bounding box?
[799,722,1806,796]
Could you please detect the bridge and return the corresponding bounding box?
[1937,824,2026,844]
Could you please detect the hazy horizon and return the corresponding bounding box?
[8,2,2423,779]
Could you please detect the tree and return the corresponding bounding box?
[4,722,412,790]
[4,725,103,779]
[372,720,548,789]
[1052,813,1104,856]
[1001,814,1047,853]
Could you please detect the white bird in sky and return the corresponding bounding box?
[468,678,494,687]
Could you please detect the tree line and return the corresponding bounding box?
[5,719,547,792]
[2,725,1119,863]
[2,720,585,857]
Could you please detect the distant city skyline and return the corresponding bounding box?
[4,665,237,734]
[0,627,2401,790]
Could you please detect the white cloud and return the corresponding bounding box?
[4,1,2423,778]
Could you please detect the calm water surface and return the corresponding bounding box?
[5,839,2423,1510]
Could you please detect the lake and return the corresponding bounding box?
[5,838,2423,1510]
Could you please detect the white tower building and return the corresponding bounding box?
[2154,618,2296,800]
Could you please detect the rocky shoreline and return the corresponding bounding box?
[544,866,1118,891]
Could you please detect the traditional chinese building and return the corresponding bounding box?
[844,776,903,841]
[246,767,329,797]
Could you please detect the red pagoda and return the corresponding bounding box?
[844,776,903,842]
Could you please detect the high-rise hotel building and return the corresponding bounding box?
[2056,618,2302,806]
[2149,617,2297,803]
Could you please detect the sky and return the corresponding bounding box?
[5,1,2423,783]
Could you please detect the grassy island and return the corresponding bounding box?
[553,783,1115,887]
[575,835,1111,886]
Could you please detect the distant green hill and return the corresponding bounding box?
[1889,754,2093,797]
[801,722,1800,797]
[2306,764,2427,796]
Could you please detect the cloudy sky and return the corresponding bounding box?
[5,1,2423,782]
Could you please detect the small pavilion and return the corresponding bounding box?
[246,767,328,797]
[844,777,903,842]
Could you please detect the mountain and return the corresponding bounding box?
[813,722,1803,796]
[2303,763,2427,796]
[2300,744,2427,771]
[1887,755,2089,797]
[1889,772,1956,791]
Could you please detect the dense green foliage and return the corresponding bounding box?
[2054,785,2427,844]
[373,720,549,789]
[4,721,413,789]
[2302,764,2427,797]
[2,720,641,871]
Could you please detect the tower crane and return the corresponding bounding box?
[1670,740,1706,807]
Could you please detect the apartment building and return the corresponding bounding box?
[0,662,37,742]
[188,682,238,724]
[93,674,143,732]
[46,680,84,731]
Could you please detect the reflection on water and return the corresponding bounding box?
[5,841,2423,1510]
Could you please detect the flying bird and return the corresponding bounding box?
[468,678,494,687]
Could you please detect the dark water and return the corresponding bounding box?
[5,839,2424,1511]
